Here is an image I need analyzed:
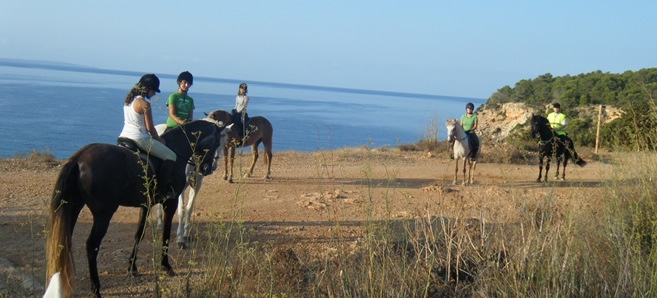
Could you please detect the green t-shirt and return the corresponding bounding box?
[460,114,478,132]
[165,92,195,127]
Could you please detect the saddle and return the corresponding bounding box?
[116,137,160,178]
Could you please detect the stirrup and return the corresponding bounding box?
[163,186,176,200]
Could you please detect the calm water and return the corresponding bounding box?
[0,60,485,159]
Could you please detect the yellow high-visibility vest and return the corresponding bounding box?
[547,112,567,135]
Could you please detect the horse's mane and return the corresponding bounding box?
[531,114,549,124]
[161,118,221,136]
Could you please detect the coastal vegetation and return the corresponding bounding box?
[484,68,657,150]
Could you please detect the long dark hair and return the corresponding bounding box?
[123,85,150,105]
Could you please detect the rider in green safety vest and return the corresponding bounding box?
[547,102,568,144]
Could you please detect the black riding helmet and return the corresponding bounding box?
[466,102,475,110]
[138,74,161,93]
[552,103,561,109]
[177,71,193,85]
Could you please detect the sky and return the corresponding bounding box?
[1,1,656,99]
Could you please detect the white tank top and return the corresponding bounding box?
[119,96,150,139]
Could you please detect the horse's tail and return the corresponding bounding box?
[568,141,587,167]
[46,159,80,296]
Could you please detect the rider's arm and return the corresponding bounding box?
[168,104,185,125]
[134,97,166,144]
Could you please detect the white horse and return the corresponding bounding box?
[155,122,224,249]
[445,118,479,185]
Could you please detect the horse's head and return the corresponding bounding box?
[530,114,550,140]
[205,110,233,125]
[195,118,227,176]
[164,118,226,176]
[445,118,458,142]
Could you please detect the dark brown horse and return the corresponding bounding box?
[206,110,273,183]
[530,114,586,182]
[45,118,225,297]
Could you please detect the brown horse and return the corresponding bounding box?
[206,110,273,183]
[45,118,225,297]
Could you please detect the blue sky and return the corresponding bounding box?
[1,1,655,99]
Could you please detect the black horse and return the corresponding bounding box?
[530,114,586,182]
[45,117,225,297]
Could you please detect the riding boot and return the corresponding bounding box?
[157,160,176,202]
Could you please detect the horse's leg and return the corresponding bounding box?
[222,146,229,181]
[461,158,467,186]
[554,155,562,180]
[453,158,459,185]
[160,202,176,276]
[228,147,236,183]
[178,173,202,249]
[264,144,273,180]
[86,213,114,297]
[176,187,187,248]
[469,160,477,184]
[561,152,569,181]
[544,156,551,183]
[127,206,148,276]
[537,154,544,183]
[246,143,260,178]
[156,204,164,231]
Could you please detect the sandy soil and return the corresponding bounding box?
[0,148,611,297]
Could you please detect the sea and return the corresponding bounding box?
[0,59,486,159]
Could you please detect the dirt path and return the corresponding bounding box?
[0,149,611,296]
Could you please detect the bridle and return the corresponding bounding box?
[174,118,225,169]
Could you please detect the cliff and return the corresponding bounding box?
[476,103,623,142]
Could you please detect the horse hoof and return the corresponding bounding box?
[127,269,139,277]
[264,175,270,180]
[452,181,457,185]
[177,242,187,250]
[222,176,228,181]
[228,178,233,184]
[165,268,176,277]
[156,223,163,231]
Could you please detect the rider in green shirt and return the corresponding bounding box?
[165,71,195,131]
[460,102,479,161]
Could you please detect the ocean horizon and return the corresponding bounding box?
[0,58,486,159]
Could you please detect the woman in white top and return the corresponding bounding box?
[119,74,176,197]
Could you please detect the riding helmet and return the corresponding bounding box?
[138,74,161,93]
[177,71,193,85]
[466,102,475,110]
[552,103,561,109]
[239,82,248,93]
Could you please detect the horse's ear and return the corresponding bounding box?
[205,111,217,120]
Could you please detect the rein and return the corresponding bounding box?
[168,118,224,165]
